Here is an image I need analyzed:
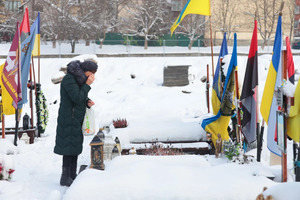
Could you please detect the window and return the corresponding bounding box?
[4,1,21,11]
[294,19,299,29]
[172,0,181,12]
[295,6,299,15]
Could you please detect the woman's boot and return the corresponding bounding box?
[70,160,77,180]
[60,166,73,186]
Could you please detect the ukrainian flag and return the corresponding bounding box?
[32,12,40,57]
[260,15,282,156]
[201,33,238,146]
[212,32,228,115]
[170,0,210,35]
[287,80,300,142]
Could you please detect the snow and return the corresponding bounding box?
[0,43,299,200]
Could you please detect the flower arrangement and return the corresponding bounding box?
[223,140,241,161]
[113,118,128,128]
[143,140,183,156]
[0,163,15,181]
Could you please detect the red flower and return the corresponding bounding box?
[8,169,15,175]
[0,164,3,173]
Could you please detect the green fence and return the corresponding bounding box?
[96,33,205,47]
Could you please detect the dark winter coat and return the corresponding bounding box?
[54,61,91,155]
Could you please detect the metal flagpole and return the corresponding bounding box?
[206,64,210,113]
[1,101,4,139]
[234,70,242,143]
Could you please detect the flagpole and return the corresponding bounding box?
[234,70,242,143]
[1,101,5,139]
[254,15,261,162]
[14,21,21,146]
[38,55,40,84]
[31,56,38,97]
[281,49,287,182]
[206,64,210,113]
[257,119,264,162]
[209,15,214,77]
[29,63,34,128]
[297,133,300,181]
[13,109,20,146]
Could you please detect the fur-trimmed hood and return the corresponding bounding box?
[66,60,87,86]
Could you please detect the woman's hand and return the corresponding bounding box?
[87,100,95,108]
[86,74,95,85]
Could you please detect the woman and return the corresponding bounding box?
[54,60,98,186]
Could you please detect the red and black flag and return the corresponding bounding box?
[240,20,258,144]
[286,37,295,84]
[20,7,30,43]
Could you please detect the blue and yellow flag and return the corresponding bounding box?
[260,15,282,156]
[287,80,300,142]
[170,0,210,35]
[212,32,228,115]
[201,33,237,145]
[32,12,40,56]
[18,15,39,108]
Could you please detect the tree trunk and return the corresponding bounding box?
[144,37,148,50]
[188,40,195,50]
[85,40,90,46]
[100,40,103,49]
[99,32,106,49]
[52,40,56,48]
[71,40,76,53]
[261,40,267,50]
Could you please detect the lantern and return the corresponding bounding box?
[90,135,105,170]
[103,134,114,161]
[111,146,119,160]
[114,137,122,154]
[97,128,105,140]
[20,133,30,144]
[23,113,30,130]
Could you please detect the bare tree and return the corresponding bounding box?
[82,0,122,48]
[41,0,92,53]
[248,0,283,49]
[286,0,296,40]
[175,15,208,50]
[0,2,22,41]
[124,0,170,49]
[213,0,239,40]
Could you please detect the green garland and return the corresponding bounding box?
[37,90,49,133]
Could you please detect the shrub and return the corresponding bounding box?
[113,118,128,128]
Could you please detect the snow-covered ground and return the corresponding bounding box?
[0,43,300,200]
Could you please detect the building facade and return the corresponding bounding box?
[295,0,300,38]
[169,0,293,45]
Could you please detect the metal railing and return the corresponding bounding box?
[0,39,276,58]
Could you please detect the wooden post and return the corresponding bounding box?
[29,64,34,128]
[31,57,37,97]
[38,54,40,84]
[206,64,210,113]
[281,50,287,182]
[209,16,214,77]
[257,120,264,162]
[234,70,242,143]
[1,102,4,139]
